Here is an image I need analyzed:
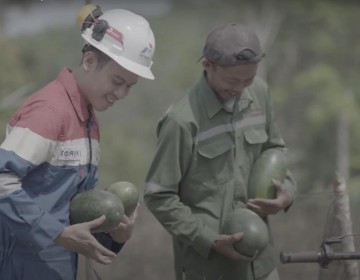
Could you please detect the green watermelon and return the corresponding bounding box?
[248,149,287,199]
[222,208,269,257]
[69,189,124,233]
[106,181,139,216]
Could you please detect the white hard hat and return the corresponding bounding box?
[79,6,155,80]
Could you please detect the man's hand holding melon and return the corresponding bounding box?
[55,215,117,265]
[109,203,140,243]
[62,181,140,262]
[106,181,140,243]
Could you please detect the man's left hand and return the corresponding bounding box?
[247,179,293,216]
[109,203,139,243]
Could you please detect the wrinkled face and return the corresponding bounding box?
[81,52,139,111]
[203,60,258,101]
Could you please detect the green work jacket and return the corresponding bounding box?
[144,73,296,280]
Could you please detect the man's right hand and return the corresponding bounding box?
[55,215,116,265]
[211,233,258,262]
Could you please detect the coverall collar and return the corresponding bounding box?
[199,72,254,118]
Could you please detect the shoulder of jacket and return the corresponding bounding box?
[157,96,198,137]
[164,92,195,120]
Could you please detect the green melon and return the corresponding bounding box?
[222,208,269,257]
[248,149,287,199]
[69,189,124,233]
[106,181,139,216]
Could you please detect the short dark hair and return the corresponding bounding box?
[81,44,111,69]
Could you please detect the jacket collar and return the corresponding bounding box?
[197,72,254,118]
[56,67,92,122]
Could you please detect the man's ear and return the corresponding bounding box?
[82,51,97,71]
[202,58,212,71]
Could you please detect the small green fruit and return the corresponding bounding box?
[106,181,139,216]
[69,189,124,233]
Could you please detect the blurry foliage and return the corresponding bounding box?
[12,27,82,89]
[0,111,10,141]
[1,1,360,279]
[1,0,360,188]
[0,0,359,213]
[266,0,360,192]
[0,38,28,98]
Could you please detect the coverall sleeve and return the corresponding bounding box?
[262,89,297,201]
[0,103,65,251]
[144,115,218,259]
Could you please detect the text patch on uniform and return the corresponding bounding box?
[59,147,82,161]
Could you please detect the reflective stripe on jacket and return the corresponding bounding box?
[0,68,100,280]
[144,73,297,280]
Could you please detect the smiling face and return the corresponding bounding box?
[79,51,139,111]
[202,59,258,101]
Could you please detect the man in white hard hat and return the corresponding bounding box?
[0,5,155,280]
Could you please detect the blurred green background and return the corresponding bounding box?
[1,0,360,279]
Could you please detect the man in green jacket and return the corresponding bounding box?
[144,23,296,280]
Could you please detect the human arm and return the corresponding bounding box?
[144,115,218,259]
[0,152,116,264]
[55,205,140,262]
[90,203,139,255]
[109,202,139,243]
[55,215,116,264]
[211,233,258,261]
[0,103,114,264]
[0,108,69,251]
[247,84,297,215]
[247,179,293,216]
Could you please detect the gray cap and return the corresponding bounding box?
[202,23,264,65]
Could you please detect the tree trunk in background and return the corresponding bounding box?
[337,113,350,180]
[334,113,358,279]
[332,175,359,280]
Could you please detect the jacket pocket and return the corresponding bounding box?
[182,138,234,205]
[193,137,234,186]
[244,126,268,160]
[197,139,233,159]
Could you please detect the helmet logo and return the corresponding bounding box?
[140,44,153,60]
[140,47,150,54]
